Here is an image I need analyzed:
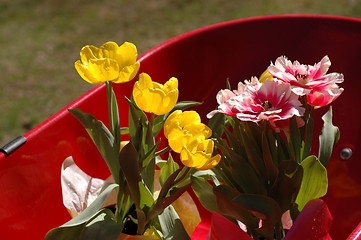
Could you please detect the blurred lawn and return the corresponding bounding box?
[0,0,360,146]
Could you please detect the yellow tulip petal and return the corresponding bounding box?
[163,77,178,92]
[138,73,153,89]
[115,62,140,83]
[184,123,212,140]
[75,60,94,84]
[259,69,273,83]
[196,154,221,170]
[164,110,182,137]
[117,42,138,69]
[100,41,119,60]
[79,45,99,63]
[89,58,119,83]
[178,111,201,126]
[180,147,194,168]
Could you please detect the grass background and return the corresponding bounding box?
[0,0,360,146]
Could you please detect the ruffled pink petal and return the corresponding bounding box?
[307,87,344,108]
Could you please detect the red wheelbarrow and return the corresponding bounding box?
[1,15,360,240]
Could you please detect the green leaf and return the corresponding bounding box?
[295,155,328,211]
[213,185,258,230]
[118,141,154,234]
[262,129,278,187]
[318,106,340,167]
[80,208,123,239]
[171,101,202,112]
[232,194,282,238]
[45,224,84,240]
[150,182,192,220]
[155,205,191,240]
[106,81,121,153]
[191,176,218,213]
[302,107,314,160]
[45,183,119,239]
[269,160,303,213]
[289,116,302,163]
[160,154,180,186]
[126,96,148,140]
[216,143,265,194]
[118,141,154,211]
[68,108,120,184]
[208,112,227,138]
[46,208,122,240]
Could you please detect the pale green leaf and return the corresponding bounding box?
[318,106,340,167]
[295,155,328,211]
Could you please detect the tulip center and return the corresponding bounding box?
[295,73,308,85]
[261,100,272,111]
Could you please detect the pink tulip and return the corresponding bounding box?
[208,78,305,125]
[267,56,344,108]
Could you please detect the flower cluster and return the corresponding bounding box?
[74,41,221,172]
[208,56,343,129]
[47,40,343,240]
[164,110,221,170]
[201,55,342,239]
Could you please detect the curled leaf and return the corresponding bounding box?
[61,156,113,215]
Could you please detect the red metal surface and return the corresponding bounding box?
[1,15,360,239]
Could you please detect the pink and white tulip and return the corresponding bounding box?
[267,56,344,108]
[207,78,305,125]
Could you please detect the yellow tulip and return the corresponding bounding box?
[164,110,212,153]
[75,41,140,84]
[259,69,273,83]
[180,139,221,170]
[133,73,179,115]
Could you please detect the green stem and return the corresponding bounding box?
[274,221,285,240]
[106,81,121,151]
[106,81,113,133]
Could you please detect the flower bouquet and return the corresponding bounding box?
[44,39,344,240]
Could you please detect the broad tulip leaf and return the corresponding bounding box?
[289,116,302,163]
[118,141,154,211]
[318,106,340,167]
[68,108,120,184]
[295,156,328,211]
[46,208,122,240]
[160,154,179,187]
[216,143,265,194]
[106,82,121,153]
[213,185,258,230]
[302,107,314,160]
[269,160,303,213]
[125,96,148,140]
[232,194,282,238]
[208,112,227,138]
[80,208,123,239]
[45,183,119,239]
[191,176,218,213]
[156,205,191,240]
[150,182,192,220]
[262,131,278,187]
